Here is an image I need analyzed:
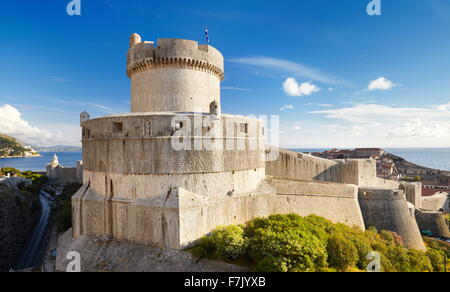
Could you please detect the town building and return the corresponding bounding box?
[46,154,83,184]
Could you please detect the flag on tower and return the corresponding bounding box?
[205,27,209,44]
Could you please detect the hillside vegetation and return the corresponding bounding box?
[0,180,41,271]
[0,134,37,158]
[191,214,449,272]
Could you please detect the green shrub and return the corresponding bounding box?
[407,250,433,272]
[245,214,328,272]
[385,246,411,272]
[208,225,247,261]
[250,227,328,272]
[425,249,445,272]
[0,167,21,176]
[20,171,48,185]
[190,214,449,272]
[55,183,82,232]
[56,201,72,233]
[327,234,359,271]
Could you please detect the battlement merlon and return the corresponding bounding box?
[127,35,224,80]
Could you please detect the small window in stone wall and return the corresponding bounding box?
[113,122,123,133]
[144,120,152,136]
[240,123,249,134]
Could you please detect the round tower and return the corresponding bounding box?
[126,34,224,113]
[73,34,265,249]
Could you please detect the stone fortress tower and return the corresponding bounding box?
[72,33,449,251]
[73,34,266,249]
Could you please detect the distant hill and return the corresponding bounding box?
[0,134,39,158]
[33,145,82,152]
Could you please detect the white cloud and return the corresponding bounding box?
[368,77,399,91]
[306,102,450,147]
[221,86,251,91]
[230,57,349,86]
[437,102,450,112]
[283,78,320,97]
[387,118,446,139]
[0,104,79,147]
[280,105,294,111]
[307,103,333,107]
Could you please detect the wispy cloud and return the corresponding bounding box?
[280,104,294,111]
[277,102,450,148]
[229,56,350,86]
[102,0,121,12]
[306,103,333,107]
[221,86,251,91]
[429,0,450,25]
[45,97,126,115]
[309,102,450,143]
[50,76,70,82]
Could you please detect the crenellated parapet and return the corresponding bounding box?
[127,57,224,80]
[126,35,224,113]
[127,38,224,79]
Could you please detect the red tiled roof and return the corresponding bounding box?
[422,188,442,197]
[355,148,383,151]
[421,181,449,187]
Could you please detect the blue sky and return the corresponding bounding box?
[1,0,450,147]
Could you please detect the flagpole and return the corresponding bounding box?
[205,26,209,45]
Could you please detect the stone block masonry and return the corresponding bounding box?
[71,33,427,251]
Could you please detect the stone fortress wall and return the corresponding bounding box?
[46,155,83,185]
[266,148,399,188]
[71,33,448,252]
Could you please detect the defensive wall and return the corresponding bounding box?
[266,149,398,189]
[266,149,427,250]
[421,192,450,213]
[358,188,426,250]
[46,159,83,185]
[415,209,450,238]
[71,34,429,251]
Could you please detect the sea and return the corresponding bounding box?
[0,152,83,172]
[292,148,450,172]
[1,149,450,172]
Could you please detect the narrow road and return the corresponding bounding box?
[14,191,52,270]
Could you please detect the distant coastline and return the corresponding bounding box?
[0,154,42,159]
[0,151,82,172]
[292,148,450,172]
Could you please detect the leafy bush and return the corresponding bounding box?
[327,234,359,271]
[20,171,48,185]
[191,214,448,272]
[0,167,21,176]
[55,183,82,232]
[426,249,445,272]
[209,225,247,261]
[407,250,433,272]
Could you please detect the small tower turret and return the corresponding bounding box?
[126,35,224,113]
[51,153,59,166]
[80,111,90,126]
[129,33,142,48]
